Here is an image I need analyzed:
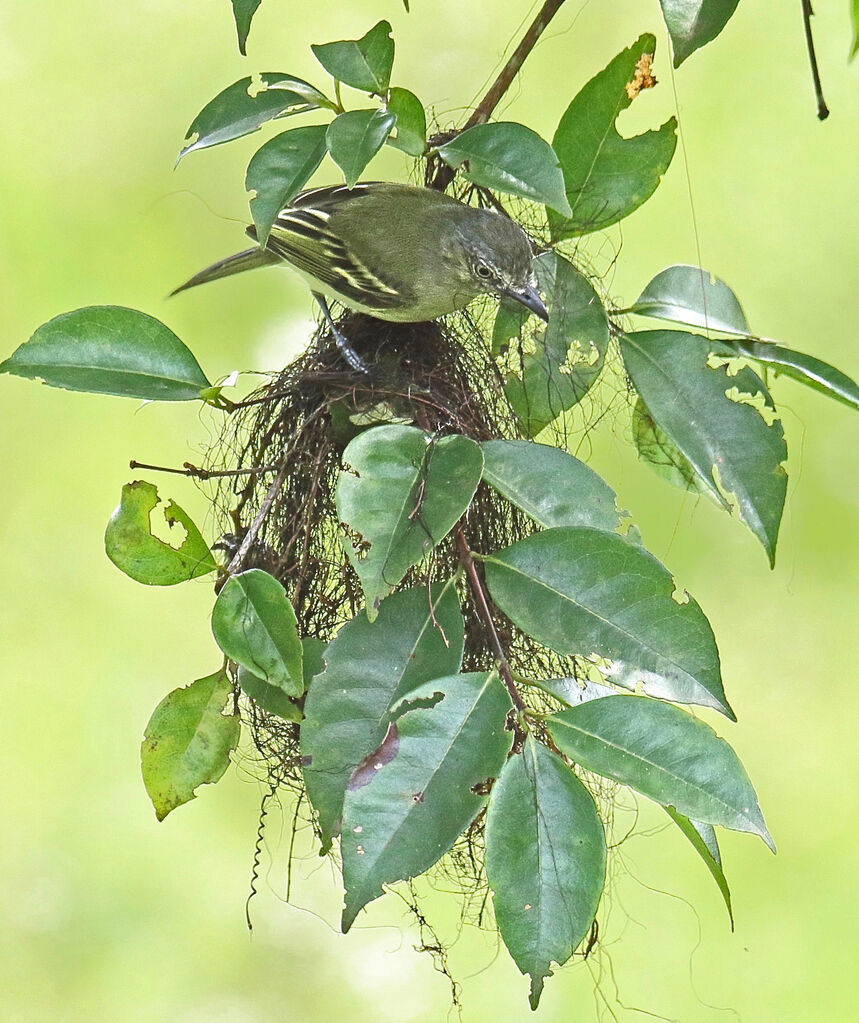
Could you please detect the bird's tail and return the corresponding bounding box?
[170,245,281,296]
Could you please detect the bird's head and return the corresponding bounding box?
[444,207,549,322]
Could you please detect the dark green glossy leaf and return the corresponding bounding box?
[621,330,788,565]
[326,109,396,188]
[658,0,740,66]
[547,695,773,849]
[211,569,303,696]
[664,806,733,927]
[486,737,606,1009]
[2,306,210,400]
[386,87,426,156]
[505,251,609,436]
[178,73,328,161]
[231,0,262,56]
[341,672,513,931]
[628,264,750,335]
[105,481,217,586]
[436,122,571,216]
[714,338,859,412]
[237,665,302,721]
[141,670,240,821]
[483,527,732,717]
[549,35,677,238]
[246,124,329,245]
[336,425,483,621]
[311,20,394,94]
[481,439,623,532]
[301,636,326,687]
[301,581,464,851]
[633,396,710,496]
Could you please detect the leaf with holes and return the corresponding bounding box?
[326,109,396,188]
[621,330,788,565]
[486,737,606,1009]
[483,527,732,717]
[211,569,303,697]
[548,695,773,849]
[633,396,711,497]
[104,481,217,586]
[436,122,571,216]
[658,0,741,66]
[482,439,624,533]
[549,35,677,238]
[141,670,240,821]
[340,672,513,931]
[311,20,395,94]
[504,251,609,436]
[336,425,483,621]
[2,307,210,400]
[301,580,464,851]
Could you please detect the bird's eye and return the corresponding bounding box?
[475,262,492,279]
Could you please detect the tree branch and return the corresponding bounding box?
[428,0,568,190]
[801,0,829,120]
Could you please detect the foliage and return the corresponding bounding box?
[3,0,857,1010]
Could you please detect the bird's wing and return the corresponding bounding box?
[250,194,402,311]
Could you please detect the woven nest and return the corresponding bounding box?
[213,308,584,797]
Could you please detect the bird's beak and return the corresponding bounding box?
[504,284,549,322]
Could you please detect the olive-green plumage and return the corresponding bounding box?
[173,182,548,325]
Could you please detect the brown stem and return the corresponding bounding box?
[129,459,278,480]
[227,461,289,576]
[429,0,568,191]
[454,523,525,711]
[801,0,829,120]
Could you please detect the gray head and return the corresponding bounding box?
[443,207,549,321]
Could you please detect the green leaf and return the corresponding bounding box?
[301,636,326,687]
[236,665,302,722]
[231,0,262,56]
[341,672,513,931]
[658,0,741,67]
[436,122,571,216]
[386,87,427,156]
[141,670,240,821]
[547,695,773,849]
[491,298,530,357]
[486,737,606,1009]
[326,109,397,188]
[664,806,733,927]
[246,124,329,245]
[504,251,609,436]
[178,73,328,161]
[212,569,304,697]
[2,306,210,400]
[714,338,859,412]
[530,677,617,707]
[632,396,710,495]
[301,581,464,851]
[483,527,732,717]
[336,425,483,621]
[621,330,788,565]
[311,20,395,94]
[853,0,859,60]
[481,439,623,533]
[628,264,750,335]
[549,35,677,238]
[104,481,217,586]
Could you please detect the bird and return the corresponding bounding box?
[172,182,548,373]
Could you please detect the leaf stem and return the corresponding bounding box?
[800,0,829,120]
[454,523,525,712]
[428,0,569,190]
[128,459,278,480]
[227,460,289,576]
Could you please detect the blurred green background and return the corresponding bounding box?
[1,2,857,1020]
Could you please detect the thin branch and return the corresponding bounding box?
[128,459,278,480]
[454,523,525,711]
[227,461,289,575]
[801,0,829,120]
[428,0,568,191]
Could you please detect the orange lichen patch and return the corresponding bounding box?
[626,53,657,100]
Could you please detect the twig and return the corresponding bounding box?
[128,459,278,480]
[227,460,289,575]
[801,0,829,120]
[454,523,525,711]
[428,0,568,191]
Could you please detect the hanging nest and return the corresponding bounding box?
[211,307,587,802]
